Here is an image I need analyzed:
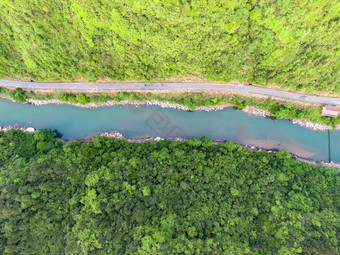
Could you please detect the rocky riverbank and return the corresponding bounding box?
[26,98,234,112]
[0,125,36,133]
[242,106,274,117]
[290,118,340,131]
[241,105,340,131]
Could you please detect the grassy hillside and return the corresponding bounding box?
[0,130,339,254]
[0,0,339,93]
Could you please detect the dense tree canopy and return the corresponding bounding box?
[0,0,339,93]
[0,130,339,254]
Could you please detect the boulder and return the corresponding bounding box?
[25,127,35,132]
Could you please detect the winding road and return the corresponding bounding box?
[1,79,339,105]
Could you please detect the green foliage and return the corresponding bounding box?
[53,92,90,104]
[0,88,27,103]
[0,0,338,93]
[75,93,90,104]
[33,129,57,141]
[0,130,339,254]
[187,138,201,147]
[201,136,213,147]
[276,150,291,161]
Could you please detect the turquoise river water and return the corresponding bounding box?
[0,99,339,162]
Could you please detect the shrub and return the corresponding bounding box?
[201,137,213,147]
[10,88,27,103]
[187,138,202,147]
[75,94,90,104]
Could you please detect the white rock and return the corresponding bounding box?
[25,127,35,132]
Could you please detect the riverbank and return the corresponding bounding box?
[242,106,340,131]
[1,126,339,169]
[25,98,234,112]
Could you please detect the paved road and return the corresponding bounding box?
[1,79,339,105]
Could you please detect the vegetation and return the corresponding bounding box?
[0,129,339,254]
[0,1,339,93]
[0,88,28,103]
[1,87,339,128]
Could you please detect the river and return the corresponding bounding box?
[0,99,339,162]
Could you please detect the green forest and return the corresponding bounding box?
[0,130,339,254]
[0,0,339,93]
